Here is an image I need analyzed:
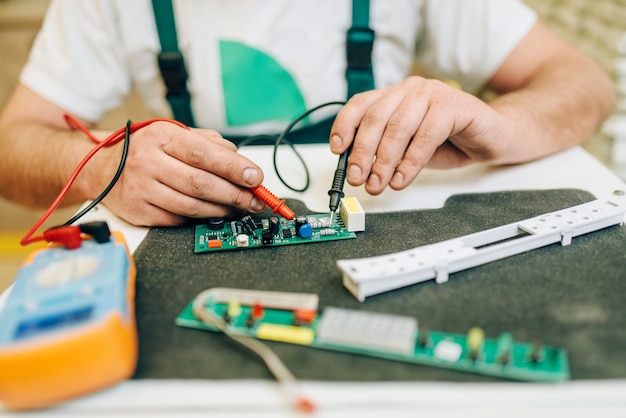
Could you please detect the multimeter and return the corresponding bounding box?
[0,230,137,411]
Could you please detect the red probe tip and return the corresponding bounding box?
[274,200,296,220]
[249,185,296,220]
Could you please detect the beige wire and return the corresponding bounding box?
[192,291,315,413]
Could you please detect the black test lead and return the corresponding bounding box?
[328,143,352,224]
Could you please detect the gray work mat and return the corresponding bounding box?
[131,189,626,382]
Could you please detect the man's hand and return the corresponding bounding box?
[330,77,508,195]
[86,122,267,226]
[0,84,267,227]
[330,21,615,196]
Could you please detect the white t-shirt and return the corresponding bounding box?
[20,0,536,135]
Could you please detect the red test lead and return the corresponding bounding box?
[42,226,83,250]
[249,185,295,220]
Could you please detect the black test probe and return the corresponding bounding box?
[328,144,352,223]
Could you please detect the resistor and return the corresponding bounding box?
[307,217,331,229]
[319,228,338,236]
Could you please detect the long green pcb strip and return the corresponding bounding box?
[195,213,356,253]
[176,297,570,382]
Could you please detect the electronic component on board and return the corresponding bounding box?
[257,323,315,345]
[208,239,222,249]
[418,326,430,347]
[227,299,242,321]
[241,215,257,237]
[466,327,485,361]
[207,217,224,230]
[295,216,308,233]
[529,341,545,364]
[262,230,273,245]
[230,221,239,237]
[297,223,313,238]
[339,197,365,232]
[245,303,265,328]
[236,234,250,248]
[316,307,417,355]
[307,217,331,229]
[269,217,280,235]
[293,309,317,326]
[496,332,513,365]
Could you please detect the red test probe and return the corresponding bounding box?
[249,186,295,220]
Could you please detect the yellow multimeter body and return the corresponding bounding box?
[0,231,137,411]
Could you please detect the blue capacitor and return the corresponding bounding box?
[298,223,313,238]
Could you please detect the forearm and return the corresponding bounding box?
[0,119,110,208]
[488,52,615,165]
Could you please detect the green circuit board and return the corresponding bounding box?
[195,213,356,253]
[176,299,570,383]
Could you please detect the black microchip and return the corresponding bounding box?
[269,216,280,235]
[262,230,273,244]
[241,215,258,236]
[282,229,292,238]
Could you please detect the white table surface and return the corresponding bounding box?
[2,145,626,417]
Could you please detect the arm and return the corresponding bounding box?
[0,84,267,226]
[330,21,615,195]
[485,21,615,163]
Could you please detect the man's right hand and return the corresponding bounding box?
[85,121,268,226]
[0,84,267,227]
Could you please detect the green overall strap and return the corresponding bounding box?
[151,0,196,127]
[151,1,374,131]
[346,0,375,99]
